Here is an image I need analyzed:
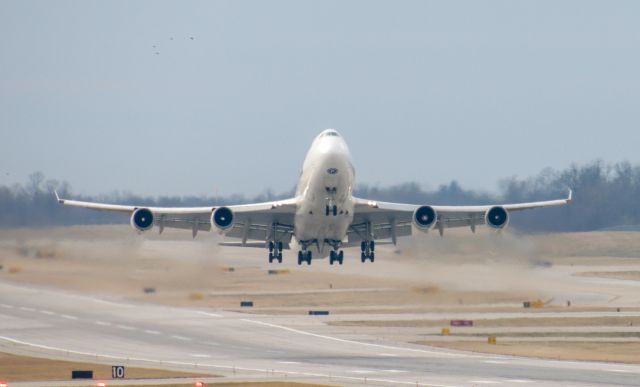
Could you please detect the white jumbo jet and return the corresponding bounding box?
[57,129,572,265]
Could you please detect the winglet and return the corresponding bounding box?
[53,190,63,204]
[566,189,573,203]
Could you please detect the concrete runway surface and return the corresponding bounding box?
[1,281,639,387]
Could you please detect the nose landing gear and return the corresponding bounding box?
[325,187,338,216]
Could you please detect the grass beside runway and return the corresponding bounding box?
[416,341,640,363]
[101,384,333,387]
[0,352,217,382]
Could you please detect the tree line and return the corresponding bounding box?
[1,161,638,232]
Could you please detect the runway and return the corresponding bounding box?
[1,281,638,386]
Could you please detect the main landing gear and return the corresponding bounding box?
[360,240,375,263]
[298,250,312,265]
[329,250,344,265]
[268,241,283,263]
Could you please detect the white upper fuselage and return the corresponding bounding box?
[294,129,355,255]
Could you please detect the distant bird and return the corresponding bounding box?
[170,37,174,40]
[152,45,157,48]
[190,37,194,40]
[155,51,160,55]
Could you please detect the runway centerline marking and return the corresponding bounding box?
[60,314,78,320]
[144,330,160,335]
[39,310,55,315]
[95,321,111,326]
[241,318,467,358]
[171,335,192,341]
[471,381,501,384]
[0,304,13,309]
[197,311,222,318]
[116,325,136,331]
[19,306,35,312]
[278,361,300,364]
[190,354,211,358]
[505,380,533,384]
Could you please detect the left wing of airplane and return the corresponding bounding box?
[55,191,298,246]
[347,190,572,245]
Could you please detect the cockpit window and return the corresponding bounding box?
[321,130,339,137]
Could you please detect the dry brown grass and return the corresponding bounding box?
[0,352,216,382]
[417,341,640,364]
[329,316,640,328]
[575,271,640,281]
[110,384,332,387]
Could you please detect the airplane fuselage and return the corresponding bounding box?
[294,129,355,256]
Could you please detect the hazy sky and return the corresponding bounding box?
[1,1,639,197]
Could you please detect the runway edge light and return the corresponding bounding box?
[96,382,106,387]
[0,380,8,387]
[195,381,205,387]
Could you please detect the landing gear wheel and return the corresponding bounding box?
[329,251,336,265]
[325,206,330,216]
[278,253,283,263]
[306,251,312,265]
[370,241,375,252]
[332,205,337,216]
[338,250,344,265]
[297,251,303,265]
[369,251,375,262]
[361,252,366,263]
[269,252,274,263]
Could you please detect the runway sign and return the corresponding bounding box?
[240,301,253,307]
[488,336,497,344]
[71,370,93,379]
[111,365,125,378]
[450,320,473,327]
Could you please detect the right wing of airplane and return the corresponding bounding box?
[347,190,572,245]
[55,191,298,246]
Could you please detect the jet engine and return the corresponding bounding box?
[130,208,154,232]
[211,206,234,231]
[485,206,509,230]
[412,205,437,231]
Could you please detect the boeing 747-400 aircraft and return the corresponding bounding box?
[57,129,571,265]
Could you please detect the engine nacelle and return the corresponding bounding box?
[413,205,437,231]
[485,206,509,230]
[211,206,234,231]
[130,208,154,232]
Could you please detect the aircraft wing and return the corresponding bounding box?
[55,191,298,243]
[347,190,572,245]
